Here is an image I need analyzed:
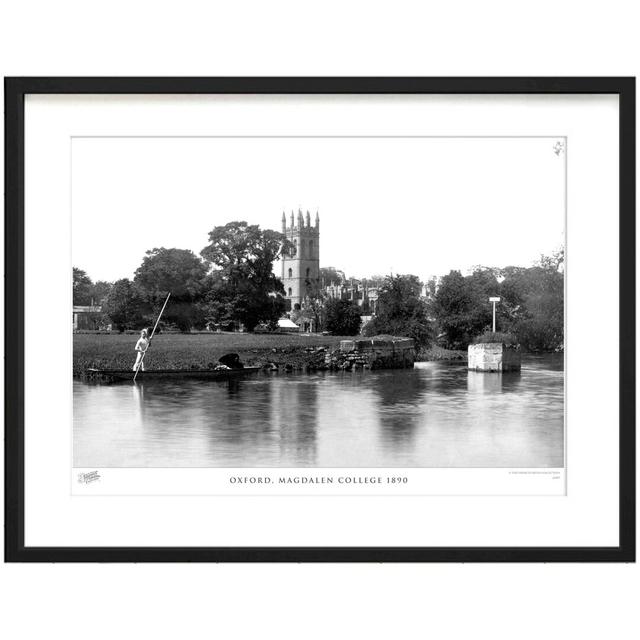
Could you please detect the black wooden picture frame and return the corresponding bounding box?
[4,77,635,562]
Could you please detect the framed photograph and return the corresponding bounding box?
[5,77,635,562]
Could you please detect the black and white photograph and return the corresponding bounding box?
[7,77,632,563]
[72,135,565,473]
[2,2,638,637]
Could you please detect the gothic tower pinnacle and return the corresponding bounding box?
[281,208,320,311]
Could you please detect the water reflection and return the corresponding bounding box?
[270,376,318,465]
[468,370,516,394]
[373,369,432,450]
[74,356,564,468]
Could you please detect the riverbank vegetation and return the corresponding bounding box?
[363,274,432,348]
[74,216,564,359]
[73,332,354,377]
[324,298,362,335]
[471,331,519,346]
[429,249,564,352]
[76,222,292,333]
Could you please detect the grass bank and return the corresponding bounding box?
[73,332,352,377]
[74,333,470,377]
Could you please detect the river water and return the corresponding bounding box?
[73,355,564,468]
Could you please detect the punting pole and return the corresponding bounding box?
[133,292,171,383]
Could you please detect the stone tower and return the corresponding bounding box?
[281,208,320,309]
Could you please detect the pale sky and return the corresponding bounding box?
[72,136,565,283]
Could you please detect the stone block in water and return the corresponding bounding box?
[468,343,521,372]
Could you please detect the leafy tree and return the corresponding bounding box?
[430,268,500,349]
[325,298,362,335]
[91,280,113,306]
[300,277,327,331]
[429,271,472,348]
[201,274,286,332]
[499,253,564,351]
[538,247,565,272]
[429,250,564,351]
[319,266,345,286]
[102,279,146,331]
[73,267,94,305]
[290,303,315,332]
[73,268,114,307]
[201,221,288,277]
[134,247,208,331]
[423,276,438,300]
[200,221,290,331]
[365,275,388,287]
[363,274,433,348]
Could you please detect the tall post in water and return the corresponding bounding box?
[490,296,500,333]
[469,295,520,372]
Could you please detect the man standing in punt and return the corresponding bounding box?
[133,328,149,372]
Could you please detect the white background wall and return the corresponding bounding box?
[1,2,638,639]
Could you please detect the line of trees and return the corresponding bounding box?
[362,248,564,352]
[72,267,113,307]
[429,249,564,351]
[74,222,292,332]
[74,222,564,352]
[363,274,432,346]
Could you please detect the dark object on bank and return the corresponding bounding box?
[218,353,244,369]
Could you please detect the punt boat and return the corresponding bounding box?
[85,366,261,382]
